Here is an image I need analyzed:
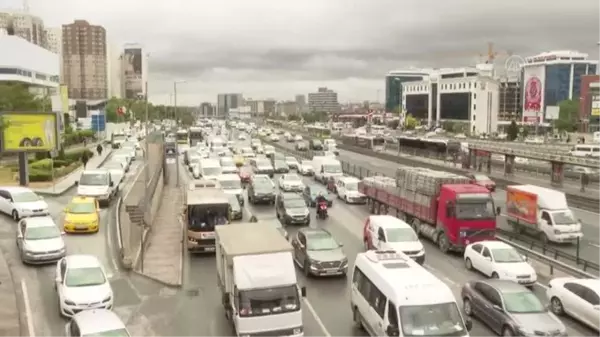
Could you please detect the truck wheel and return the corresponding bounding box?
[373,202,380,214]
[541,233,549,245]
[352,306,364,330]
[438,233,450,254]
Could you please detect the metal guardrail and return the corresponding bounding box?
[458,138,573,152]
[469,143,600,168]
[263,139,599,279]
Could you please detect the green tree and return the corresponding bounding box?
[405,114,418,130]
[0,83,50,111]
[555,99,579,132]
[507,120,519,141]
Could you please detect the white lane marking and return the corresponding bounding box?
[21,280,35,337]
[302,298,332,337]
[589,243,600,248]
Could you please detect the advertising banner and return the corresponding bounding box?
[506,187,538,224]
[124,48,143,99]
[522,65,545,123]
[0,112,58,152]
[592,94,600,116]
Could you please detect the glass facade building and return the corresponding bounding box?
[385,72,428,112]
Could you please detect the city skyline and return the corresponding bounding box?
[1,0,598,105]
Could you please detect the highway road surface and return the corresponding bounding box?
[268,136,600,266]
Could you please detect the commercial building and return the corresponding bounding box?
[385,70,429,113]
[520,50,597,124]
[62,20,108,100]
[246,99,264,116]
[228,106,251,120]
[217,93,243,117]
[275,101,299,118]
[579,75,600,133]
[401,64,500,134]
[199,102,215,117]
[0,34,59,88]
[295,94,307,113]
[121,43,147,99]
[497,78,522,122]
[308,87,339,113]
[0,10,46,48]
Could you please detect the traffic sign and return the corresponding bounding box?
[91,112,106,132]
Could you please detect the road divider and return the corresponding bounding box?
[264,138,599,279]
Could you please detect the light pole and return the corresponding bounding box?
[173,80,186,187]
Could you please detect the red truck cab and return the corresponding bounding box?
[435,184,498,252]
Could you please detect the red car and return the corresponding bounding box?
[467,173,496,192]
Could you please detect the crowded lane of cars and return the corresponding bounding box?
[179,123,597,337]
[0,137,143,336]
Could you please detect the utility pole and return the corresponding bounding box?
[140,81,149,273]
[174,82,180,187]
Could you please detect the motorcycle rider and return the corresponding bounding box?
[315,191,328,218]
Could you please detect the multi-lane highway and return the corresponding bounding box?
[219,129,597,337]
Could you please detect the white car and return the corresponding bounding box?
[264,145,275,157]
[111,154,131,172]
[464,240,537,286]
[240,147,256,158]
[101,161,125,184]
[298,160,314,176]
[283,132,291,138]
[0,186,50,220]
[294,135,303,142]
[269,134,280,142]
[335,176,366,204]
[17,216,66,264]
[255,146,265,154]
[66,309,130,337]
[278,174,304,192]
[219,158,238,174]
[363,215,425,264]
[547,277,600,331]
[285,156,299,169]
[55,255,114,317]
[238,133,247,141]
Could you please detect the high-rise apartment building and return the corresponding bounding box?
[217,93,243,117]
[200,102,215,116]
[295,94,307,113]
[44,27,62,80]
[308,87,340,113]
[0,10,46,48]
[62,20,108,100]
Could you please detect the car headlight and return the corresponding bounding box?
[340,258,348,266]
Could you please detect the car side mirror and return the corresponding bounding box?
[386,325,400,337]
[300,286,307,297]
[465,318,473,331]
[496,206,501,215]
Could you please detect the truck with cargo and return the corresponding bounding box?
[185,180,230,253]
[216,222,306,337]
[358,167,498,253]
[312,156,343,184]
[505,185,583,244]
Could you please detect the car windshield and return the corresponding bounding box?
[399,302,466,336]
[25,226,61,240]
[103,162,123,170]
[306,233,340,250]
[80,173,108,186]
[220,179,241,189]
[283,174,301,183]
[491,247,523,263]
[473,174,490,181]
[386,228,418,242]
[502,291,546,313]
[274,160,286,167]
[257,160,271,167]
[456,199,495,220]
[238,285,300,317]
[286,157,297,163]
[551,210,577,225]
[265,146,274,151]
[255,182,274,191]
[65,267,106,287]
[12,191,40,202]
[312,140,322,145]
[67,202,96,214]
[202,167,222,176]
[242,148,253,153]
[190,157,200,164]
[345,182,358,191]
[310,186,327,196]
[82,328,130,337]
[323,163,342,173]
[285,198,306,209]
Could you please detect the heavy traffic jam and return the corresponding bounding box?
[0,129,142,336]
[173,119,598,337]
[3,118,598,336]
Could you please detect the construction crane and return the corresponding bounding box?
[479,42,513,64]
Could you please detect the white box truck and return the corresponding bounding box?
[506,185,583,243]
[216,223,306,336]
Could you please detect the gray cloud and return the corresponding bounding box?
[22,0,600,103]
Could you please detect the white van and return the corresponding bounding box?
[312,157,343,184]
[199,159,222,180]
[211,138,226,154]
[362,215,425,264]
[569,144,600,157]
[336,176,366,204]
[351,250,472,337]
[76,169,116,206]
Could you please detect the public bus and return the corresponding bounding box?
[175,129,189,145]
[341,134,386,151]
[397,136,462,157]
[570,144,600,157]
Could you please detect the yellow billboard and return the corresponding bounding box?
[1,113,58,152]
[592,108,600,116]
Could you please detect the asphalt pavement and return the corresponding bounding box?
[224,131,597,337]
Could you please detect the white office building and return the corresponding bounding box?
[308,87,339,113]
[402,64,500,134]
[0,34,59,89]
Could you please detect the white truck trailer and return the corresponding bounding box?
[216,223,306,336]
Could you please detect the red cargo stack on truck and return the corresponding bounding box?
[358,167,498,253]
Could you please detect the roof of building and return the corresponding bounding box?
[0,35,59,75]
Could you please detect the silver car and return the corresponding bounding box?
[66,309,130,337]
[16,216,66,264]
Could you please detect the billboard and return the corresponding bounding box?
[0,112,58,152]
[124,48,143,99]
[506,187,538,224]
[592,94,600,116]
[522,65,545,123]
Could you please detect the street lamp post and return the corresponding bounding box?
[173,80,186,187]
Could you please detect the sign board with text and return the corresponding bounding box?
[0,112,58,153]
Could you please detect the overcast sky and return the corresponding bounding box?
[2,0,599,105]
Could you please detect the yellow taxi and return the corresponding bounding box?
[63,196,100,233]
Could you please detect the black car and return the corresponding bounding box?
[275,192,310,225]
[309,139,323,150]
[295,141,308,151]
[291,228,348,277]
[250,158,274,177]
[247,178,276,204]
[273,160,290,173]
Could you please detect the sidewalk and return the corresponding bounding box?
[137,167,183,286]
[0,248,22,336]
[31,144,113,196]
